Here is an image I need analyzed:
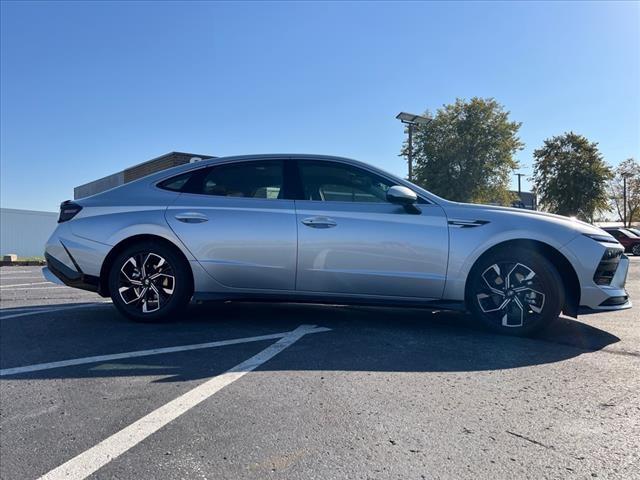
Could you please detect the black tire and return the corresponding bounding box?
[108,241,192,322]
[467,248,564,336]
[632,244,640,256]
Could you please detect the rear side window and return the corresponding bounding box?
[185,160,284,199]
[157,172,193,192]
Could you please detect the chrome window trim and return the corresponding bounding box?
[152,155,436,205]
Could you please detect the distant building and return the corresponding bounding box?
[74,151,214,199]
[0,208,58,257]
[511,190,537,210]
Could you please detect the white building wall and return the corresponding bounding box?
[0,208,58,257]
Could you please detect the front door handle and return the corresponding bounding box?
[175,212,208,224]
[301,216,337,229]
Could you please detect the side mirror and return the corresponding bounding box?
[386,186,421,214]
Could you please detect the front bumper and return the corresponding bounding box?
[578,254,631,313]
[561,234,632,314]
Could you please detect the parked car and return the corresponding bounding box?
[626,227,640,238]
[44,154,631,335]
[602,227,640,256]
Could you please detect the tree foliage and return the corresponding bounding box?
[408,97,522,205]
[608,158,640,227]
[532,132,612,222]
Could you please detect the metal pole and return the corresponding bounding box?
[514,173,526,207]
[407,123,413,181]
[515,173,525,196]
[623,175,627,227]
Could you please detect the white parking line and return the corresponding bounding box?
[0,270,32,274]
[0,275,42,282]
[0,281,53,289]
[0,303,111,321]
[0,286,68,293]
[0,305,70,313]
[37,324,328,480]
[0,325,329,376]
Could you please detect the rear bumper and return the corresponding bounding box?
[44,222,112,295]
[44,252,100,293]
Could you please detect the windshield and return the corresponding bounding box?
[620,228,640,238]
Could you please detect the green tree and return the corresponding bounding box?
[532,132,612,222]
[609,158,640,227]
[407,97,522,205]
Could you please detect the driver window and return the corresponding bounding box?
[299,161,392,203]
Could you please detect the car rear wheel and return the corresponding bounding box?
[632,244,640,256]
[467,248,564,336]
[108,242,192,322]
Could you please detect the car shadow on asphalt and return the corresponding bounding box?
[0,301,621,382]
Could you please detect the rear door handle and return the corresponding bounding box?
[301,216,337,228]
[175,212,208,224]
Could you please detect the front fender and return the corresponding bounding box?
[442,215,581,301]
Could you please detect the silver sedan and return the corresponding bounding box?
[44,154,631,335]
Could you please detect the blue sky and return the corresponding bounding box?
[1,1,638,211]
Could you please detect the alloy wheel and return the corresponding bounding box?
[475,262,546,328]
[118,252,175,313]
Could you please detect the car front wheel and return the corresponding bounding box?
[467,248,564,336]
[632,244,640,256]
[108,242,192,322]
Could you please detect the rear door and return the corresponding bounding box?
[294,159,449,299]
[165,159,298,290]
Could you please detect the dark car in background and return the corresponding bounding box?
[603,228,640,255]
[627,227,640,238]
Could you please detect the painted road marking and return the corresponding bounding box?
[0,303,111,321]
[0,325,330,376]
[37,324,328,480]
[0,281,54,289]
[0,305,75,314]
[0,286,68,292]
[0,303,107,314]
[0,276,47,280]
[0,270,32,274]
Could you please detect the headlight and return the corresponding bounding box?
[583,233,619,245]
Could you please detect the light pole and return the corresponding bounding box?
[515,173,526,197]
[622,172,630,227]
[396,112,432,181]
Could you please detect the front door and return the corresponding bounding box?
[294,160,449,299]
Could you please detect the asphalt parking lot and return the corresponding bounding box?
[1,260,639,480]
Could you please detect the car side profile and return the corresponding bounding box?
[44,154,631,335]
[602,227,640,256]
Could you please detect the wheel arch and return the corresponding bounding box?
[98,234,193,297]
[464,239,581,318]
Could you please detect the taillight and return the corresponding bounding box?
[58,200,83,223]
